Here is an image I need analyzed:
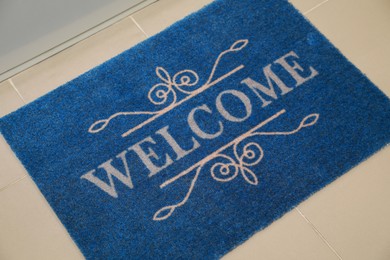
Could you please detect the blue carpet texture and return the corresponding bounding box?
[1,0,390,259]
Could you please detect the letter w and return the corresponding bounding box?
[81,151,133,198]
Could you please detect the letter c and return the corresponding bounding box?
[216,90,252,122]
[188,104,223,139]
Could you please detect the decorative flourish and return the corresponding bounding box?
[88,39,249,135]
[153,110,319,221]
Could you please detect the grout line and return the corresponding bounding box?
[295,207,343,260]
[0,0,158,82]
[0,175,27,193]
[8,78,27,104]
[130,16,150,38]
[303,0,330,15]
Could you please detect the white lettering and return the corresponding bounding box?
[80,151,133,198]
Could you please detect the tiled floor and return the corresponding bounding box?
[0,0,389,259]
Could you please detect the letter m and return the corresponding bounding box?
[81,151,133,198]
[241,64,293,107]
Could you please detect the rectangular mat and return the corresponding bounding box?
[1,0,390,259]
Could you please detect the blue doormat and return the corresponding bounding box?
[1,0,390,259]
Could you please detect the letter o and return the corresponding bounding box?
[216,90,252,122]
[188,104,224,139]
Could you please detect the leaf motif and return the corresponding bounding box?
[300,114,319,128]
[241,167,259,185]
[153,205,176,221]
[88,119,109,133]
[229,39,249,52]
[155,67,172,84]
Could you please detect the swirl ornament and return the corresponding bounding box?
[88,39,248,135]
[148,68,199,105]
[210,154,239,182]
[153,111,320,221]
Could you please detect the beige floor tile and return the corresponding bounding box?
[305,0,390,96]
[132,0,330,38]
[132,0,213,36]
[11,16,146,103]
[0,80,24,117]
[223,210,340,260]
[289,0,328,13]
[0,81,27,190]
[0,176,84,260]
[0,136,27,191]
[298,146,390,260]
[300,5,390,258]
